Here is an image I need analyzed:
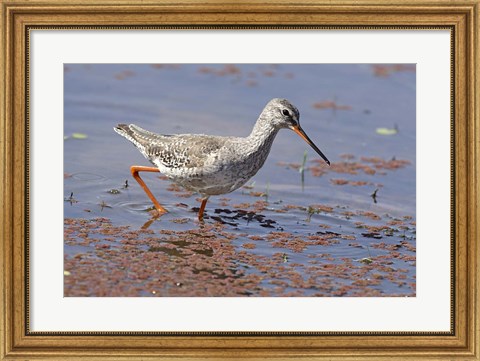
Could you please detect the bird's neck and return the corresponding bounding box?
[245,117,280,155]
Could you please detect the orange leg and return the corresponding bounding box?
[130,165,167,215]
[198,197,209,221]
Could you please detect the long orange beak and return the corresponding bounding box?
[291,125,330,165]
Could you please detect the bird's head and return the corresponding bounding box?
[263,98,330,166]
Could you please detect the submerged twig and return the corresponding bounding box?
[99,200,112,211]
[64,192,78,205]
[264,182,270,203]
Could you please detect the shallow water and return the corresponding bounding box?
[64,64,416,297]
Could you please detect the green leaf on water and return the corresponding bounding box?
[72,132,88,139]
[376,127,398,135]
[358,257,373,264]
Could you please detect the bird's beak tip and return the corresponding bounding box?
[291,125,330,166]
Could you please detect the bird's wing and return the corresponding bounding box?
[115,123,228,169]
[149,134,228,169]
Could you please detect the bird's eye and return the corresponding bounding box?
[282,109,290,116]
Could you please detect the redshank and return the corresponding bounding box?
[114,98,330,221]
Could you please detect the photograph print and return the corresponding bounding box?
[64,63,416,297]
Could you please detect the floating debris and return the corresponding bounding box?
[64,192,78,205]
[362,232,383,239]
[242,181,256,190]
[99,200,112,211]
[72,132,88,139]
[357,258,373,265]
[376,127,398,135]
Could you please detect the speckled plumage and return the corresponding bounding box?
[114,98,329,204]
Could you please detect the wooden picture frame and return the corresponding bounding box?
[1,0,478,359]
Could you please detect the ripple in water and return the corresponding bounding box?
[113,200,154,213]
[71,172,108,182]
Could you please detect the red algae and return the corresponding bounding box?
[64,201,416,297]
[114,70,135,80]
[330,179,371,187]
[372,64,416,77]
[312,100,352,111]
[279,156,410,181]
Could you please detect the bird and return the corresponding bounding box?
[114,98,330,221]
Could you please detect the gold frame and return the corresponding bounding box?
[1,0,478,359]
